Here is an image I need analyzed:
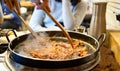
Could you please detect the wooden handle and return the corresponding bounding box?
[14,10,38,38]
[43,7,74,48]
[19,16,38,38]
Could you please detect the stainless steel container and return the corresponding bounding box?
[89,1,107,38]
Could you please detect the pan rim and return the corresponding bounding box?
[8,30,99,62]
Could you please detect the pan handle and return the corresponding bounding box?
[97,33,106,49]
[5,29,17,42]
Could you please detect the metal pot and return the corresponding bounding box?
[7,30,106,68]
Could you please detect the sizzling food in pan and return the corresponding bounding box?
[15,37,95,60]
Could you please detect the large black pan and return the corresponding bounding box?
[7,30,106,68]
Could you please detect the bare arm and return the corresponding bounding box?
[3,13,13,20]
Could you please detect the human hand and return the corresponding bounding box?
[31,0,50,12]
[4,0,21,15]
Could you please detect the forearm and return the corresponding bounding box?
[62,0,74,30]
[3,13,14,20]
